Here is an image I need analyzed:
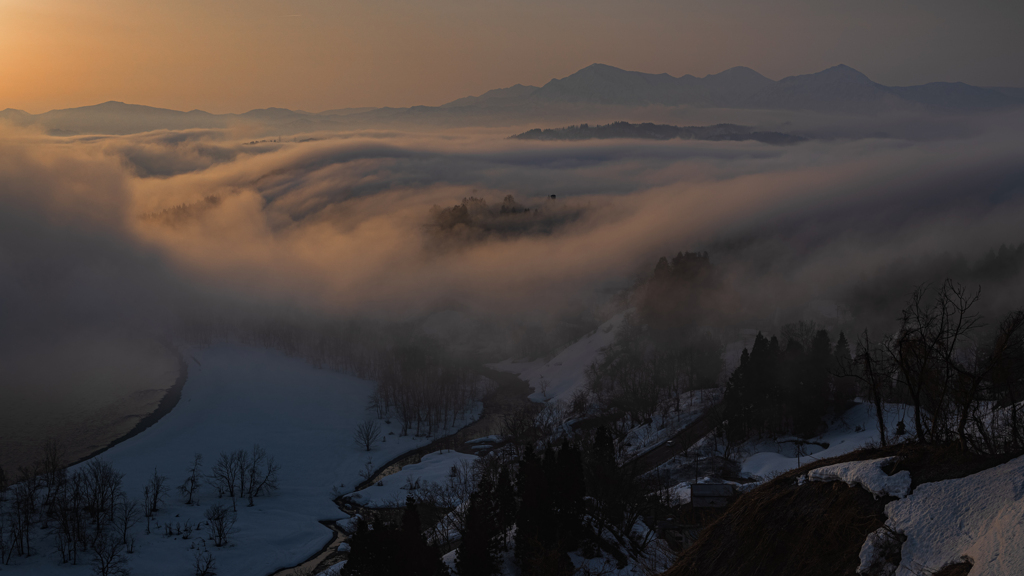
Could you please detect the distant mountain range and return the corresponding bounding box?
[486,64,1024,114]
[2,64,1021,135]
[512,122,806,145]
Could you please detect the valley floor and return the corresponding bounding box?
[1,344,480,576]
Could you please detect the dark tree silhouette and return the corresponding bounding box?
[354,419,382,451]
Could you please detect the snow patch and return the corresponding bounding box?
[883,455,1024,576]
[740,402,916,478]
[808,457,911,499]
[346,450,478,507]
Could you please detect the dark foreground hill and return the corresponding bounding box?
[511,121,807,145]
[667,444,1021,576]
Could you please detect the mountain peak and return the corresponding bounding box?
[705,66,769,80]
[580,63,624,72]
[813,64,875,84]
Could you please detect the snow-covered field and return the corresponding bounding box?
[3,344,479,576]
[346,451,478,508]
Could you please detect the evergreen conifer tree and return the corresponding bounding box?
[455,491,501,576]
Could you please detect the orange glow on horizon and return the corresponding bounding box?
[1,0,1022,114]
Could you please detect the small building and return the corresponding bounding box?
[690,483,735,508]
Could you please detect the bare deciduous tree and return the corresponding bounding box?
[179,454,203,506]
[91,533,130,576]
[245,445,280,507]
[112,495,139,552]
[144,469,168,515]
[210,452,240,510]
[204,504,236,547]
[353,420,382,452]
[41,437,67,509]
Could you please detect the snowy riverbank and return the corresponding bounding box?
[1,344,480,576]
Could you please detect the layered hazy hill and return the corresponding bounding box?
[2,63,1021,136]
[526,63,1024,113]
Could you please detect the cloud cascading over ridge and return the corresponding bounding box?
[4,117,1024,341]
[3,114,1024,469]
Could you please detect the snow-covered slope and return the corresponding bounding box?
[740,402,916,478]
[490,312,626,403]
[2,344,478,576]
[883,455,1024,576]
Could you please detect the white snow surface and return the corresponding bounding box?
[740,402,916,479]
[1,344,480,576]
[345,450,478,507]
[489,312,626,403]
[808,457,912,498]
[880,455,1024,576]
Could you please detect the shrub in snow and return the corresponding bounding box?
[204,504,236,547]
[192,549,216,576]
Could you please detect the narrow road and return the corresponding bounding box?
[626,404,722,475]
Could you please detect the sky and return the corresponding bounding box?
[1,0,1022,114]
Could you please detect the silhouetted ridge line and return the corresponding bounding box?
[510,122,807,145]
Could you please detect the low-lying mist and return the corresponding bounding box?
[2,112,1024,466]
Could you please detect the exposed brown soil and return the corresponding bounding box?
[666,443,1022,576]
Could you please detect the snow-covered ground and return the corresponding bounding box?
[880,455,1024,576]
[810,453,1024,576]
[807,456,911,499]
[2,344,479,576]
[738,402,916,479]
[345,450,478,508]
[489,312,626,403]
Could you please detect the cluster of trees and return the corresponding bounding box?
[0,441,281,573]
[511,122,805,145]
[720,278,1024,457]
[855,280,1024,454]
[372,344,479,437]
[345,497,449,576]
[722,328,853,444]
[426,194,585,246]
[587,252,724,423]
[346,428,664,576]
[0,443,140,571]
[456,430,661,576]
[209,445,281,510]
